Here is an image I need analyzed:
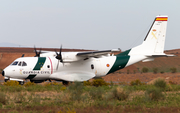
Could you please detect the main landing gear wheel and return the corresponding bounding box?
[18,81,24,85]
[62,81,69,85]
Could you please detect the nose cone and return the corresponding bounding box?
[2,71,4,76]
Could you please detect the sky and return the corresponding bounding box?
[0,0,179,51]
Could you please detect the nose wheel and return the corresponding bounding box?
[4,76,9,82]
[4,79,8,82]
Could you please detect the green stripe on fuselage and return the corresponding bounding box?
[107,49,131,74]
[26,74,36,79]
[26,57,46,79]
[33,57,46,70]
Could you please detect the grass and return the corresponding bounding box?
[1,81,180,112]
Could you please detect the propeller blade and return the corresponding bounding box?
[59,45,63,62]
[55,45,63,63]
[34,46,41,57]
[56,60,59,70]
[21,54,25,57]
[34,46,38,57]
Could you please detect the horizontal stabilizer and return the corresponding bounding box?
[142,58,154,62]
[146,54,175,57]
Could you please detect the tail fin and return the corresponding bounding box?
[129,15,168,56]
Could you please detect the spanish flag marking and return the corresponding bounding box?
[156,17,168,21]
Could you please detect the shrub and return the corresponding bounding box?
[24,81,36,87]
[127,69,130,74]
[145,87,165,101]
[14,92,25,103]
[110,81,114,86]
[130,79,145,86]
[83,81,92,86]
[0,69,2,73]
[68,82,84,101]
[92,79,109,87]
[133,70,136,74]
[154,78,166,89]
[44,82,52,87]
[58,108,76,113]
[0,92,7,105]
[141,67,149,73]
[170,67,177,73]
[111,86,129,101]
[169,81,177,85]
[89,87,104,100]
[60,86,66,91]
[153,68,158,74]
[119,82,128,85]
[52,81,59,85]
[4,80,19,86]
[32,95,41,105]
[160,71,164,74]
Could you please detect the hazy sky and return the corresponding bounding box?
[0,0,179,51]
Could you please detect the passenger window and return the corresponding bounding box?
[12,61,18,65]
[18,62,22,66]
[47,65,50,68]
[91,64,94,69]
[22,61,27,66]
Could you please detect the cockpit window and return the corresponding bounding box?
[12,61,18,65]
[11,61,27,66]
[18,62,22,66]
[22,61,27,66]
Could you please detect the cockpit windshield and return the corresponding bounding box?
[11,61,18,65]
[11,61,27,66]
[18,62,22,66]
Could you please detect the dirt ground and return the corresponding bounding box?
[1,106,180,113]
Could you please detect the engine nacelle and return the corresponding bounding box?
[61,52,83,62]
[40,52,83,62]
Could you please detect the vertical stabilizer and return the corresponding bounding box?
[128,15,168,55]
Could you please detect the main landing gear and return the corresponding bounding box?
[62,80,69,85]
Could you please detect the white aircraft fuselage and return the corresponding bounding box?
[3,53,136,81]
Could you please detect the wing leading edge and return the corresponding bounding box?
[77,49,121,57]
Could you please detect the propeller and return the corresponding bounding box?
[55,45,63,70]
[34,46,41,57]
[55,45,63,62]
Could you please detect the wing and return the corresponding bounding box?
[39,49,121,62]
[77,49,121,57]
[50,71,96,82]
